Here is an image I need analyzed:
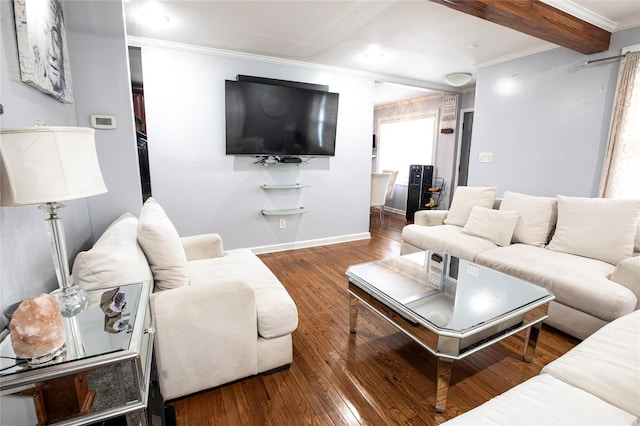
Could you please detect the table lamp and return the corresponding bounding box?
[0,126,108,316]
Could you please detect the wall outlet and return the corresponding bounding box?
[279,218,286,229]
[479,152,493,163]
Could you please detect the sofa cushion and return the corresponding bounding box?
[137,198,190,291]
[499,191,557,247]
[610,256,640,310]
[475,244,636,322]
[441,373,637,426]
[187,248,298,338]
[402,224,498,261]
[547,196,640,265]
[443,186,498,227]
[541,310,640,418]
[462,206,519,247]
[72,213,152,290]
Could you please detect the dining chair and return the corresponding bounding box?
[370,172,392,224]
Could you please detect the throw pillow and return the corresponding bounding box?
[444,186,498,227]
[547,196,640,265]
[72,213,153,290]
[137,198,190,291]
[499,191,558,247]
[462,206,520,247]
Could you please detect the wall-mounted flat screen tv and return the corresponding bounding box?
[225,79,339,156]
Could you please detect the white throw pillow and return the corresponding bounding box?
[72,213,152,290]
[462,206,520,247]
[499,191,558,247]
[547,196,640,265]
[444,186,498,227]
[137,198,190,290]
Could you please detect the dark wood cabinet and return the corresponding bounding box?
[132,87,146,134]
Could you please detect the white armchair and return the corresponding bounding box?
[71,198,299,400]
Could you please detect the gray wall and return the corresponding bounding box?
[460,89,475,110]
[469,27,640,197]
[64,1,143,234]
[0,0,140,328]
[135,43,374,251]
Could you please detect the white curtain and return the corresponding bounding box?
[599,51,640,199]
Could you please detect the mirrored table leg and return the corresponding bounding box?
[435,358,454,412]
[523,322,542,362]
[349,294,359,333]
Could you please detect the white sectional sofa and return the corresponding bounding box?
[71,198,298,400]
[443,309,640,425]
[401,187,640,340]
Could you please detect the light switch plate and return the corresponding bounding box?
[479,152,493,163]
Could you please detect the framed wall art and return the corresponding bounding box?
[13,0,74,103]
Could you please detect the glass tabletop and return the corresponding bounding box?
[0,283,143,377]
[346,252,553,334]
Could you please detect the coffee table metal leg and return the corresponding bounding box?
[435,358,454,412]
[349,295,359,333]
[523,323,542,362]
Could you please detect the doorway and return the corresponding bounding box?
[129,46,152,202]
[456,110,474,187]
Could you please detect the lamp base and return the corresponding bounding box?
[26,343,67,367]
[52,284,88,317]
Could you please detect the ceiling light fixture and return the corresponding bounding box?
[139,10,170,28]
[364,52,385,62]
[363,45,385,64]
[444,72,473,87]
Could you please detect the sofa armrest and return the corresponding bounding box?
[414,210,449,226]
[180,233,224,261]
[151,280,258,400]
[610,256,640,309]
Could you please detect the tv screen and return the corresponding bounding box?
[225,80,339,156]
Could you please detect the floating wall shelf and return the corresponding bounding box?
[261,183,309,190]
[261,208,308,216]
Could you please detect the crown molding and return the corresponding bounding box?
[126,36,461,93]
[539,0,619,32]
[474,44,557,69]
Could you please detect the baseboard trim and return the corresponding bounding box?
[250,232,371,255]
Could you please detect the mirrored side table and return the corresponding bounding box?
[0,281,156,426]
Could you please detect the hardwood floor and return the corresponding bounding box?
[169,212,580,425]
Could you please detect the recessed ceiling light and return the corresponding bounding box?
[365,52,385,62]
[444,72,473,87]
[139,10,170,28]
[363,45,385,63]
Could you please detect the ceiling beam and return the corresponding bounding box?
[429,0,610,54]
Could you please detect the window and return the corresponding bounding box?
[377,113,437,185]
[600,51,640,199]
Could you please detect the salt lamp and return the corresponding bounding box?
[9,294,66,364]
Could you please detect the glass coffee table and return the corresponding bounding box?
[346,251,554,412]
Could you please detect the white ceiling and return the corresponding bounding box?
[124,1,640,104]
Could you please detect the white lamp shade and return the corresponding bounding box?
[0,126,107,206]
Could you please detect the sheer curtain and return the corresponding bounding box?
[599,51,640,199]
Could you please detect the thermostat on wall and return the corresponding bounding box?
[91,114,117,129]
